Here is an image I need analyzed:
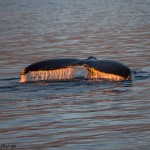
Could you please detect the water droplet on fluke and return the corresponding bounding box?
[20,67,75,82]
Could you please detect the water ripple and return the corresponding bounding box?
[0,0,150,149]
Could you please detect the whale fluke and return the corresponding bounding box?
[20,56,132,82]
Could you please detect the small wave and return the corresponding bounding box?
[0,77,20,81]
[0,77,20,92]
[133,70,150,80]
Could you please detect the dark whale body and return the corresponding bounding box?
[20,56,132,81]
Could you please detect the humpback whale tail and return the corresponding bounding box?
[20,56,132,82]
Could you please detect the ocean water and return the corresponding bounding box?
[0,0,150,149]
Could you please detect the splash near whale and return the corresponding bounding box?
[20,56,132,83]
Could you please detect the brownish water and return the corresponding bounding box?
[0,0,150,149]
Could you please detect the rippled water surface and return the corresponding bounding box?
[0,0,150,149]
